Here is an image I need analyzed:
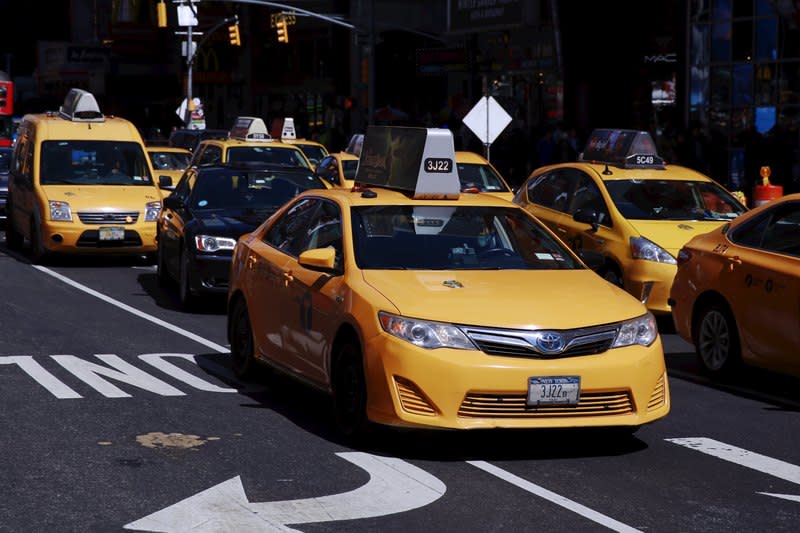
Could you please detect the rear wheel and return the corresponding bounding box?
[5,215,23,252]
[694,303,741,376]
[332,340,369,440]
[229,297,257,380]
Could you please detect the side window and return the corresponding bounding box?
[569,172,611,227]
[750,203,800,257]
[297,200,343,272]
[196,145,221,166]
[526,169,578,213]
[264,198,319,256]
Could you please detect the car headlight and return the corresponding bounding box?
[378,311,475,350]
[194,234,237,252]
[144,201,162,222]
[611,312,658,347]
[49,200,72,222]
[630,236,676,264]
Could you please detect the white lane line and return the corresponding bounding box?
[467,461,642,532]
[33,265,229,354]
[666,437,800,485]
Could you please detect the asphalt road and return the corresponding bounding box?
[2,243,800,533]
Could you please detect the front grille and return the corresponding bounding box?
[76,230,143,247]
[77,211,140,224]
[464,324,618,359]
[458,390,634,418]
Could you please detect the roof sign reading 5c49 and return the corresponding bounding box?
[580,128,665,169]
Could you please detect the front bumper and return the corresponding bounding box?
[190,253,233,294]
[39,220,157,254]
[623,260,678,315]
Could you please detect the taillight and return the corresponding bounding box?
[677,248,692,265]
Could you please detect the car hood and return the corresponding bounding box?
[361,269,646,329]
[193,209,274,237]
[626,219,729,254]
[42,185,162,209]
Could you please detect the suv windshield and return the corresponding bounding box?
[352,205,581,270]
[605,179,746,221]
[40,141,153,186]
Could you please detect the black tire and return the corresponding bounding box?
[156,241,170,287]
[29,218,48,264]
[178,251,196,309]
[5,217,23,251]
[332,340,369,440]
[229,297,257,380]
[694,303,741,376]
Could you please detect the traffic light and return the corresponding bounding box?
[228,23,241,46]
[276,18,289,43]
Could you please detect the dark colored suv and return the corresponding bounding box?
[168,128,229,152]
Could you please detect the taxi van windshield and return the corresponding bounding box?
[190,168,325,211]
[227,146,311,169]
[352,205,582,270]
[456,162,509,192]
[605,179,746,221]
[40,140,153,186]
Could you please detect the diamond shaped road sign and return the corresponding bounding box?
[462,96,512,145]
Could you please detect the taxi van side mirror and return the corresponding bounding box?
[159,175,174,190]
[573,208,599,232]
[163,195,184,210]
[298,247,337,271]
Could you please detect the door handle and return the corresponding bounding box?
[726,256,742,271]
[556,227,567,233]
[283,271,294,286]
[247,255,257,269]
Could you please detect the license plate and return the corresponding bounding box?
[527,376,580,406]
[98,226,125,241]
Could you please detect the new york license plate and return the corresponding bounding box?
[527,376,580,406]
[99,226,125,241]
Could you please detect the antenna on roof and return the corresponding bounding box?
[602,164,612,175]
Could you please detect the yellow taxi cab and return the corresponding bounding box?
[455,150,514,201]
[5,88,169,262]
[514,129,747,315]
[669,192,800,378]
[314,151,360,188]
[277,117,329,169]
[146,144,192,190]
[189,116,315,171]
[227,125,670,439]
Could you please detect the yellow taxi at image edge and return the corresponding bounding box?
[227,127,670,435]
[146,145,192,188]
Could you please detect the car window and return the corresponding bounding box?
[39,140,153,186]
[196,145,222,166]
[730,201,800,257]
[456,162,509,192]
[227,146,310,169]
[569,172,611,227]
[297,200,343,271]
[526,169,580,213]
[296,144,327,167]
[150,151,191,170]
[342,159,359,180]
[265,198,320,256]
[352,205,582,270]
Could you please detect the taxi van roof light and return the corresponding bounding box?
[579,128,665,170]
[59,88,105,122]
[229,116,272,142]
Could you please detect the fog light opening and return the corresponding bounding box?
[51,234,63,243]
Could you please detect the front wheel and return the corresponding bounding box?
[332,340,369,441]
[694,303,741,376]
[29,218,48,264]
[178,251,196,309]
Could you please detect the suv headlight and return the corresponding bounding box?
[49,201,73,222]
[611,312,658,347]
[144,201,162,222]
[194,235,237,252]
[378,311,475,350]
[630,236,676,264]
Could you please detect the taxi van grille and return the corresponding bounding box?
[458,390,633,418]
[77,230,143,247]
[78,211,140,224]
[647,373,667,411]
[464,325,617,359]
[394,376,438,416]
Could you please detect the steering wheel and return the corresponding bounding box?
[478,247,515,259]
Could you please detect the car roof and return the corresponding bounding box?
[146,145,192,154]
[294,185,519,208]
[455,151,490,164]
[534,161,717,184]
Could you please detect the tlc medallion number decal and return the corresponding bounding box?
[424,158,452,173]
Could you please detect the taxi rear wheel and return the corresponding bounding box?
[230,298,257,380]
[5,218,23,251]
[695,303,741,376]
[332,341,369,440]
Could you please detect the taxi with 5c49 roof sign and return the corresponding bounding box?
[226,125,670,439]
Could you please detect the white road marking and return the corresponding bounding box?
[32,265,229,353]
[467,461,641,532]
[139,354,237,393]
[0,356,82,398]
[758,493,800,502]
[52,354,186,398]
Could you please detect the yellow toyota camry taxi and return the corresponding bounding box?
[456,150,514,201]
[514,129,747,315]
[227,125,670,438]
[5,88,169,262]
[670,192,800,378]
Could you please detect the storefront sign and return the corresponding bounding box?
[448,0,523,33]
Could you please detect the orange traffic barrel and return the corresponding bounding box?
[752,166,783,207]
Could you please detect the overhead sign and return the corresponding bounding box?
[462,96,512,146]
[447,0,524,33]
[355,126,461,199]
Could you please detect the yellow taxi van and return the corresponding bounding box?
[5,88,169,262]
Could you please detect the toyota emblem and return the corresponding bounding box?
[535,332,565,354]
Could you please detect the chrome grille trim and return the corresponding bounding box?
[77,211,140,224]
[462,323,619,359]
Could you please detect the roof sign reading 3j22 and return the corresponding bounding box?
[580,129,665,169]
[229,116,272,141]
[355,126,461,199]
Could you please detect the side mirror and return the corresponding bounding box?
[298,247,337,272]
[573,208,599,232]
[163,195,183,210]
[158,175,174,189]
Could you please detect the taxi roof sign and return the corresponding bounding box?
[229,116,272,141]
[355,126,460,199]
[281,117,297,140]
[59,88,104,122]
[580,128,665,169]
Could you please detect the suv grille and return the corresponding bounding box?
[78,211,140,224]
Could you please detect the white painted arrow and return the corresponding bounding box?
[124,452,446,532]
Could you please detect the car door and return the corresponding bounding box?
[280,199,346,385]
[522,168,580,243]
[561,171,615,257]
[160,170,195,279]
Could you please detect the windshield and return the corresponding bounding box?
[190,168,325,211]
[343,159,359,180]
[604,179,746,221]
[296,144,327,166]
[227,146,310,169]
[456,162,510,192]
[40,141,153,186]
[352,205,582,270]
[149,150,191,171]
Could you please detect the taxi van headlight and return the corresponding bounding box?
[611,312,658,348]
[630,236,676,264]
[378,311,475,350]
[144,201,162,222]
[49,201,73,222]
[194,235,237,252]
